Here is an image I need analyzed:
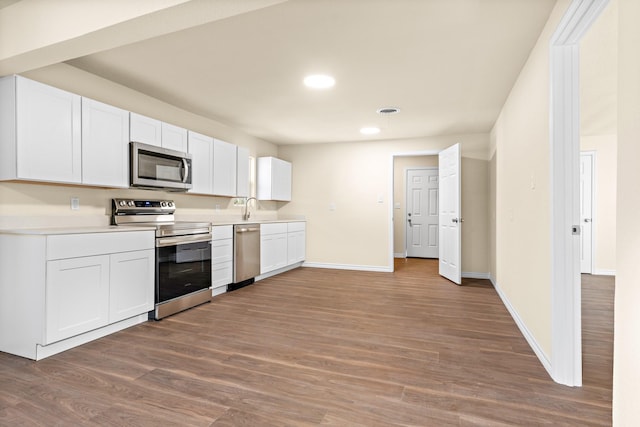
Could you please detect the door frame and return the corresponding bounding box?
[405,166,439,258]
[389,150,441,271]
[580,150,596,275]
[550,0,609,387]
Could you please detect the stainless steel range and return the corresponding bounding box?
[112,199,212,320]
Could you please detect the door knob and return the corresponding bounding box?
[452,218,458,223]
[584,218,592,223]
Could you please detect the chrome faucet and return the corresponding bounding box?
[243,197,257,221]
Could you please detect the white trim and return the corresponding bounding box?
[491,277,553,377]
[580,151,596,274]
[593,269,616,276]
[302,262,393,273]
[394,252,406,258]
[461,271,491,280]
[256,262,303,281]
[549,0,609,387]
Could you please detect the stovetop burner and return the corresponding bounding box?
[111,199,211,237]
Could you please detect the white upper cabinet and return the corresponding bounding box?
[0,75,81,184]
[130,112,161,147]
[257,157,292,201]
[130,113,188,152]
[161,122,188,152]
[82,98,130,187]
[188,131,214,194]
[213,138,237,197]
[236,146,250,198]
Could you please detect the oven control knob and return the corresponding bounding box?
[168,201,174,208]
[161,201,167,207]
[127,200,134,207]
[119,200,126,207]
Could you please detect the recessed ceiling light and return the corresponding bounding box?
[377,107,400,115]
[360,127,381,135]
[303,74,335,89]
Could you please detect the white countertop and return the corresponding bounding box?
[0,225,156,236]
[0,218,305,235]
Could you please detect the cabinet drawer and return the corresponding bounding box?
[47,231,154,260]
[261,222,287,236]
[212,261,233,288]
[212,239,233,263]
[287,222,306,232]
[212,225,233,240]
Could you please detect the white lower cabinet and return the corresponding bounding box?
[109,249,155,323]
[287,222,306,265]
[46,255,110,344]
[260,223,288,275]
[212,225,233,295]
[0,230,154,360]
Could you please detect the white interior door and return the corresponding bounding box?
[406,168,439,258]
[580,153,594,274]
[438,144,461,284]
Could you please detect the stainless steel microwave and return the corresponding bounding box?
[130,142,193,191]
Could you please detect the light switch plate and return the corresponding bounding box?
[70,197,80,210]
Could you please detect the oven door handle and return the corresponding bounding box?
[156,234,212,247]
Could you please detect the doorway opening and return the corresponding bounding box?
[550,0,611,386]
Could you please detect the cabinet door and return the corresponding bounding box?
[212,262,233,288]
[188,131,213,194]
[257,157,292,201]
[260,233,287,274]
[46,255,110,344]
[236,146,250,198]
[213,138,237,197]
[82,98,130,187]
[273,158,292,201]
[109,249,154,323]
[130,112,161,147]
[161,122,188,152]
[287,231,306,265]
[16,76,81,183]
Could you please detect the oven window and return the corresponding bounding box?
[156,240,212,303]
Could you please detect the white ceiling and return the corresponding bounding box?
[67,0,557,145]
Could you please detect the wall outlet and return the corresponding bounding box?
[329,203,336,211]
[70,197,80,210]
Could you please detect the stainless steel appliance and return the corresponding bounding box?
[112,199,211,319]
[230,223,261,291]
[130,142,192,191]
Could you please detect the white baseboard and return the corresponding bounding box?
[461,271,491,280]
[490,276,553,378]
[302,262,393,273]
[592,269,616,276]
[394,253,406,258]
[256,262,304,281]
[35,313,148,361]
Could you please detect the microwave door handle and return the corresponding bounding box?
[181,158,190,183]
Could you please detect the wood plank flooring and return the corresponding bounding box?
[0,259,613,426]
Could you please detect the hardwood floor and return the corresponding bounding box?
[0,259,613,426]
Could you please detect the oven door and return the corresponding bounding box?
[156,234,212,304]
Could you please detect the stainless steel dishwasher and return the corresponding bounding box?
[230,223,261,291]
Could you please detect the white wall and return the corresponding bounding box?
[490,0,571,360]
[614,0,640,423]
[278,134,490,272]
